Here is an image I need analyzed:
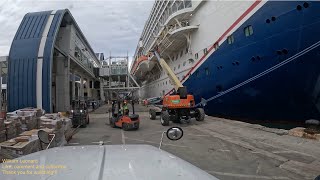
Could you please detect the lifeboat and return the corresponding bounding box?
[132,55,157,80]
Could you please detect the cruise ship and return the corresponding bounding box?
[131,0,320,122]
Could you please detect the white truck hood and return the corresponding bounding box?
[0,144,218,180]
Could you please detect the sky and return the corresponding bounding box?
[0,0,154,63]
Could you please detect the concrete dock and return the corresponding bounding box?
[68,104,320,180]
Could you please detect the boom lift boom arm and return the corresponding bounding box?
[153,51,183,91]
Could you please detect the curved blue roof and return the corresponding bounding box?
[8,9,95,112]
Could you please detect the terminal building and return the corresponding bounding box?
[7,9,103,113]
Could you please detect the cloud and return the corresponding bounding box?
[0,0,153,62]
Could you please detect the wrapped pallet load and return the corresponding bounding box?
[0,129,40,159]
[0,118,5,142]
[4,120,17,140]
[40,113,67,147]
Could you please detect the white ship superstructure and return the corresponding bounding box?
[132,0,320,121]
[131,0,264,99]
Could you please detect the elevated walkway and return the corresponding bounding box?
[99,55,140,101]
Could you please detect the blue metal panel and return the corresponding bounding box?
[42,10,65,112]
[8,11,51,112]
[8,9,92,113]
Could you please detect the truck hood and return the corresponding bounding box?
[0,145,217,180]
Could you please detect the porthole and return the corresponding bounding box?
[282,49,288,55]
[266,19,270,23]
[297,5,302,11]
[303,2,309,8]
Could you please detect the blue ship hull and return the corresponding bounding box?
[184,1,320,121]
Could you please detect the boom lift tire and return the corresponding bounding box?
[149,109,157,120]
[170,114,180,123]
[195,108,205,121]
[160,111,170,126]
[122,123,130,131]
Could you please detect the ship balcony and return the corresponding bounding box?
[144,1,195,53]
[164,6,193,27]
[138,40,143,52]
[157,22,199,54]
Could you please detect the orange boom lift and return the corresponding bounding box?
[152,50,205,126]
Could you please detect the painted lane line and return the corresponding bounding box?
[121,130,126,145]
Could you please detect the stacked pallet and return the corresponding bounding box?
[39,114,70,147]
[289,127,320,140]
[0,109,72,159]
[0,118,5,142]
[4,120,17,140]
[0,129,40,159]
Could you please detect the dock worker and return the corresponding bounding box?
[122,101,129,115]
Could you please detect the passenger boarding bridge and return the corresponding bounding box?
[99,55,140,101]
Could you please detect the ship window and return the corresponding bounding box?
[180,51,183,57]
[195,53,198,59]
[174,67,176,71]
[183,61,186,66]
[214,43,219,50]
[178,64,180,69]
[227,35,234,44]
[244,25,253,37]
[205,68,210,76]
[203,48,208,54]
[186,47,188,54]
[166,81,167,85]
[176,55,178,61]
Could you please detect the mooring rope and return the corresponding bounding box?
[196,40,320,107]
